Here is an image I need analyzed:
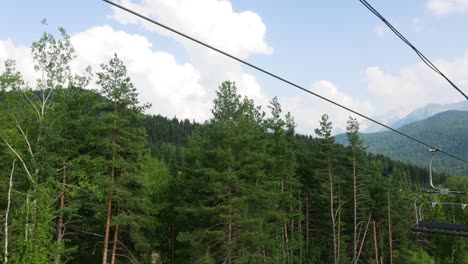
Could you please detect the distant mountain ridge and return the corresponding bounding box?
[363,100,468,133]
[336,110,468,176]
[390,101,468,130]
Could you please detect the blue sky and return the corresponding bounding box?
[1,0,468,134]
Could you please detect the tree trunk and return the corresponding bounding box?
[290,185,294,264]
[227,221,232,264]
[4,160,15,264]
[227,199,232,264]
[102,158,115,264]
[110,208,121,264]
[373,221,379,264]
[352,155,357,264]
[57,166,67,243]
[171,208,175,264]
[25,193,30,241]
[290,217,294,264]
[305,191,309,254]
[379,223,384,264]
[298,191,302,264]
[55,164,67,264]
[281,177,289,263]
[388,193,393,264]
[329,163,337,264]
[337,188,341,264]
[226,161,233,264]
[103,103,117,264]
[102,194,113,264]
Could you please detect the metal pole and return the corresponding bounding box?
[428,148,440,191]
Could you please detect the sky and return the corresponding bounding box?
[1,0,468,134]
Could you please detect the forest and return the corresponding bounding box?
[334,111,468,176]
[1,28,468,264]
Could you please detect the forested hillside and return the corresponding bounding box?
[336,111,468,176]
[1,28,468,264]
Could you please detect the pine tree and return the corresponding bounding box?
[265,97,302,263]
[346,116,372,264]
[179,81,271,263]
[314,114,340,264]
[96,53,150,264]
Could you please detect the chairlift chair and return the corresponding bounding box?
[412,149,468,236]
[412,191,468,236]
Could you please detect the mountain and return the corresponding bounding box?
[361,108,409,133]
[390,101,468,129]
[362,100,468,133]
[336,110,468,176]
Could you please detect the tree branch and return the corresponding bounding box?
[3,139,35,184]
[16,122,34,159]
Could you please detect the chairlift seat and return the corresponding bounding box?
[417,220,468,232]
[412,220,468,236]
[411,150,468,237]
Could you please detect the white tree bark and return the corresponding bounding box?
[4,159,16,263]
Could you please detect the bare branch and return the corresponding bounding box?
[116,241,140,264]
[68,225,104,238]
[16,123,34,159]
[356,213,372,263]
[3,139,35,184]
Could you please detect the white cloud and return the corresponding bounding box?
[427,0,468,15]
[0,39,37,85]
[109,0,272,109]
[70,26,211,120]
[0,26,368,135]
[364,51,468,114]
[110,0,272,59]
[282,80,374,135]
[0,26,212,121]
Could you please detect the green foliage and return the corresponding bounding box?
[177,81,274,262]
[400,248,435,264]
[1,25,467,264]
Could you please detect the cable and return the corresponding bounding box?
[358,0,468,101]
[102,0,468,165]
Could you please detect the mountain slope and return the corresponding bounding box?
[336,110,468,176]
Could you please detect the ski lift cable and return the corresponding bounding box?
[358,0,468,101]
[102,0,468,165]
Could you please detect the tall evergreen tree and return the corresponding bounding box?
[179,81,271,263]
[314,114,340,264]
[346,116,373,264]
[265,97,302,263]
[96,54,150,264]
